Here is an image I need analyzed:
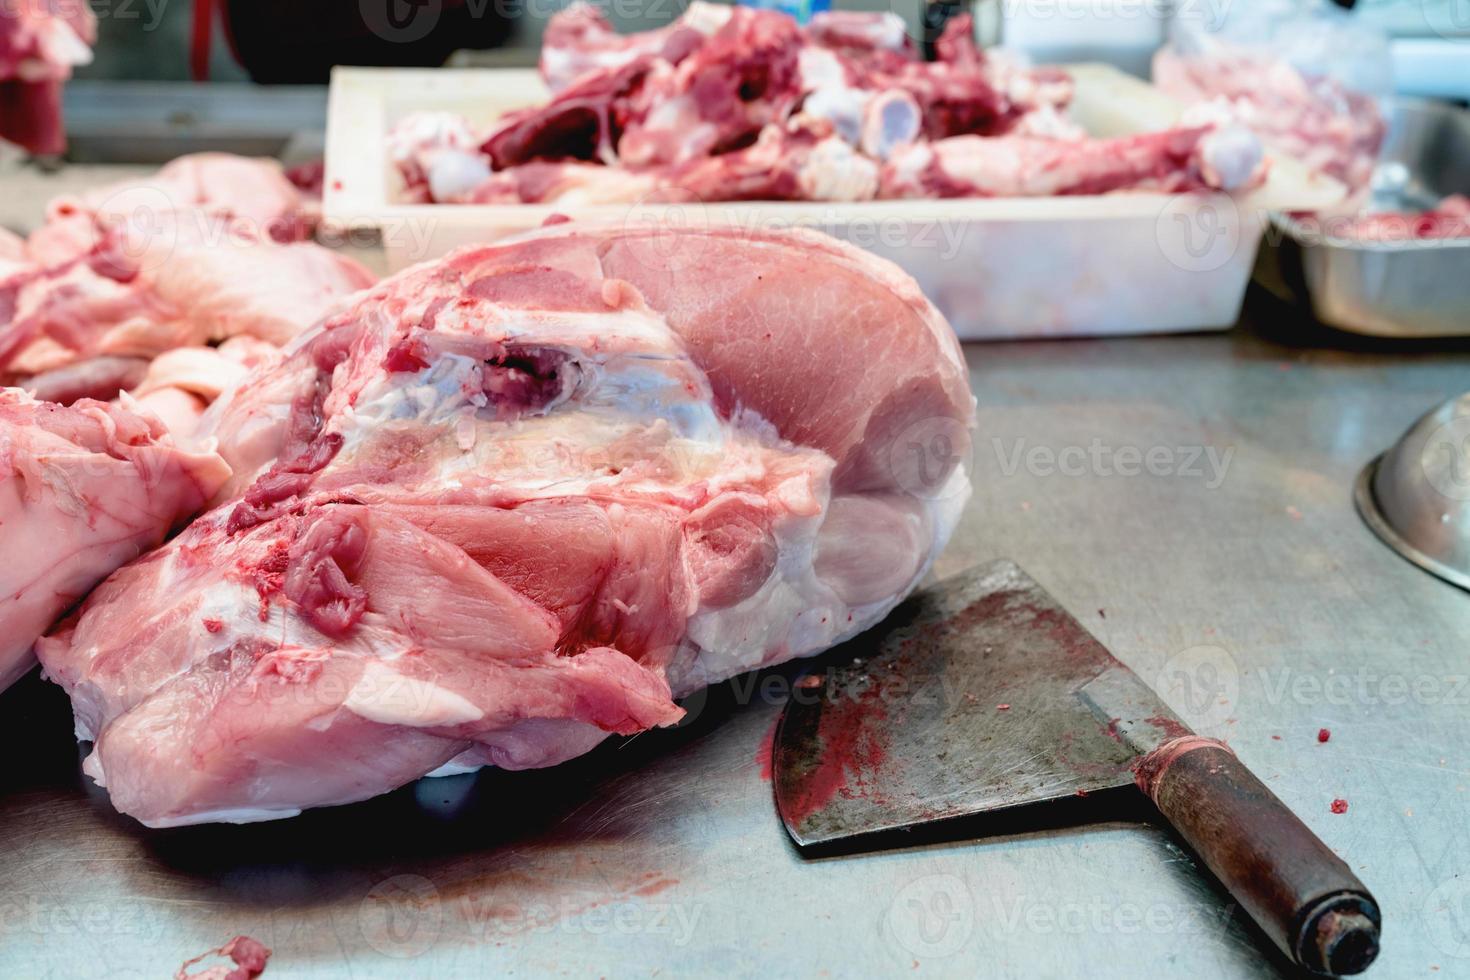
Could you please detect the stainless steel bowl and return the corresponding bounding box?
[1260,97,1470,337]
[1356,392,1470,590]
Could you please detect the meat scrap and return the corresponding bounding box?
[0,0,97,155]
[1153,46,1384,201]
[37,221,975,827]
[393,4,1264,206]
[1292,195,1470,243]
[880,125,1263,199]
[175,935,271,980]
[0,154,374,409]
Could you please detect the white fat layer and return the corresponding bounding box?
[1198,124,1264,191]
[425,758,484,778]
[889,143,934,191]
[682,1,733,34]
[867,12,908,51]
[799,138,880,202]
[344,660,485,728]
[388,112,480,167]
[433,303,681,351]
[337,305,749,496]
[144,806,306,828]
[674,466,971,698]
[802,87,871,147]
[640,96,701,145]
[426,150,494,202]
[798,47,848,93]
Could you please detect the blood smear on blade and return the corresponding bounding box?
[756,718,778,782]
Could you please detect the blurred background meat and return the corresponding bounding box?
[0,0,96,155]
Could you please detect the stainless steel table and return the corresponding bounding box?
[2,300,1467,979]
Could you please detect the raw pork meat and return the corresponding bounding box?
[540,1,734,93]
[39,152,322,248]
[613,5,806,168]
[880,124,1265,198]
[0,388,228,691]
[130,335,282,436]
[0,0,96,155]
[804,10,914,65]
[398,7,1265,207]
[38,222,975,826]
[1153,47,1384,198]
[0,154,373,385]
[1293,195,1470,243]
[466,120,877,205]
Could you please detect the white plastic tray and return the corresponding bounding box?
[324,64,1344,340]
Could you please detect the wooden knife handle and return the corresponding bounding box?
[1136,737,1380,976]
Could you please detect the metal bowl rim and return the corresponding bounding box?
[1354,455,1470,592]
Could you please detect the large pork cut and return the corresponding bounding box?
[0,389,229,691]
[38,222,975,826]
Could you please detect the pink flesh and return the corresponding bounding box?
[1,155,371,382]
[879,126,1265,199]
[1316,195,1470,242]
[399,8,1263,208]
[0,0,96,155]
[1153,46,1385,197]
[0,388,229,692]
[38,222,974,826]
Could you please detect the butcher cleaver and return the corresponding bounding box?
[772,559,1380,976]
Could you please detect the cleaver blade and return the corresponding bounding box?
[771,559,1380,977]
